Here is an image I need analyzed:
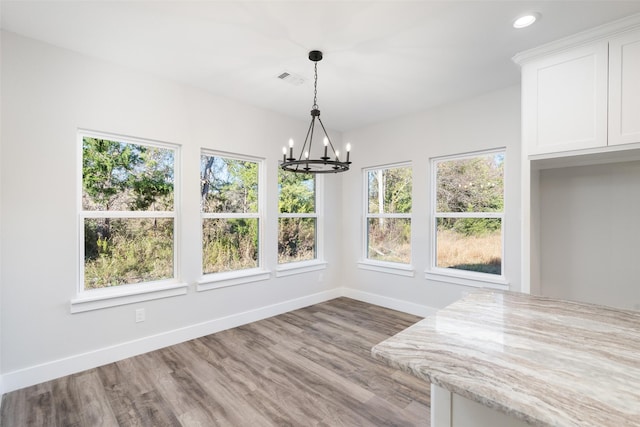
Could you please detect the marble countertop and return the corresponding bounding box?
[371,290,640,427]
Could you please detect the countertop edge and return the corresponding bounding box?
[371,344,549,426]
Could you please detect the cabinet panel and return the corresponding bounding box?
[431,385,530,427]
[609,29,640,146]
[522,42,608,155]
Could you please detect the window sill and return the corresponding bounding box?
[425,268,509,289]
[70,281,189,313]
[275,260,327,277]
[358,260,415,277]
[197,268,271,292]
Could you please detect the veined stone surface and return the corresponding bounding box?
[372,289,640,427]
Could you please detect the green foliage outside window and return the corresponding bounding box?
[278,171,316,264]
[201,156,258,214]
[366,166,412,264]
[83,137,174,211]
[278,171,315,214]
[201,156,260,274]
[436,154,504,236]
[82,137,175,289]
[436,155,504,213]
[435,153,504,275]
[202,218,258,274]
[84,218,173,288]
[367,167,412,214]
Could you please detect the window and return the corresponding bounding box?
[430,150,505,284]
[200,152,265,281]
[278,170,319,264]
[80,133,178,291]
[363,164,412,266]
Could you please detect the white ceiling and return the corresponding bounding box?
[3,1,640,131]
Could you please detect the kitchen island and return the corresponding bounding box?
[371,290,640,427]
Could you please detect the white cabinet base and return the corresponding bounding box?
[431,385,530,427]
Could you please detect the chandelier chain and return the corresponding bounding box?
[313,62,318,109]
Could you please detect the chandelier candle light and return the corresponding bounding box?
[281,50,352,174]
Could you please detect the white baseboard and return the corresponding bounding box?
[0,287,435,396]
[0,288,341,395]
[339,287,438,317]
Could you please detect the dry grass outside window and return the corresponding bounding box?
[436,229,501,275]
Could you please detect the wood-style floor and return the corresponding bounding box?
[1,298,429,426]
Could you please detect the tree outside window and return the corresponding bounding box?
[364,164,412,264]
[81,135,176,290]
[278,170,317,264]
[201,153,261,274]
[433,151,505,276]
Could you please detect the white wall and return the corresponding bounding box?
[0,29,3,395]
[0,31,344,392]
[539,162,640,311]
[341,86,522,310]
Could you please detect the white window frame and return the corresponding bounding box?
[198,150,269,291]
[72,130,186,313]
[358,162,414,277]
[426,148,508,288]
[276,170,326,277]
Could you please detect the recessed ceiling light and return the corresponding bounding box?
[513,13,540,29]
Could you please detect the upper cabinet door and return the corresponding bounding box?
[522,42,608,155]
[609,29,640,146]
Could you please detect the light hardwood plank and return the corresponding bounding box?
[1,298,430,426]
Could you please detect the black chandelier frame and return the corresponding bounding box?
[281,50,351,174]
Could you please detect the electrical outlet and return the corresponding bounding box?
[135,308,145,323]
[318,273,324,282]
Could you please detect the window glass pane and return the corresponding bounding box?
[278,218,316,264]
[82,137,174,211]
[436,218,502,275]
[201,156,258,214]
[202,218,258,274]
[278,170,315,214]
[84,218,174,289]
[436,153,504,213]
[367,218,411,263]
[367,167,412,214]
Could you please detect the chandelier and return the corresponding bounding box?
[281,50,351,174]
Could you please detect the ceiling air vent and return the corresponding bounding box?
[277,71,305,86]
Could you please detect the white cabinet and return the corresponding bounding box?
[521,42,608,155]
[518,27,640,156]
[515,17,640,296]
[431,385,530,427]
[609,29,640,146]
